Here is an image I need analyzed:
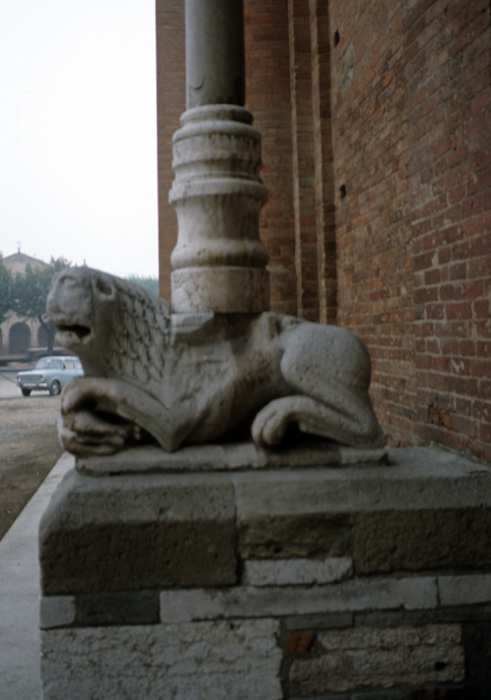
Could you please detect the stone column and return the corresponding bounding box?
[169,0,269,314]
[185,0,245,109]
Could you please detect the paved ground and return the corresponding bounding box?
[0,368,21,399]
[0,369,63,539]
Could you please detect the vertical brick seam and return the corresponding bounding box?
[288,0,320,321]
[155,0,185,302]
[244,0,298,316]
[310,0,337,325]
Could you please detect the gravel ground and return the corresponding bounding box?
[0,369,62,540]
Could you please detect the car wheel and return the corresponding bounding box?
[49,380,62,396]
[21,388,31,397]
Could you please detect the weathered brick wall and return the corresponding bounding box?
[329,0,491,460]
[155,0,490,461]
[329,1,417,449]
[406,0,491,461]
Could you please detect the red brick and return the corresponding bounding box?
[459,340,476,356]
[473,299,490,317]
[446,302,472,320]
[285,631,316,654]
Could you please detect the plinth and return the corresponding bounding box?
[39,445,491,699]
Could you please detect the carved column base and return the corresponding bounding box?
[169,105,269,313]
[171,266,268,314]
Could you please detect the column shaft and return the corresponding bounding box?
[185,0,245,108]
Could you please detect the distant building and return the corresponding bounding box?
[0,252,48,356]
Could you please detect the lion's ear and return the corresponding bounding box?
[94,275,116,299]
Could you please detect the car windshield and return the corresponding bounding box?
[35,358,63,370]
[35,358,50,369]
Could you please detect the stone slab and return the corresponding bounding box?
[243,556,353,586]
[438,574,491,607]
[40,596,76,630]
[355,606,491,629]
[233,447,491,520]
[160,577,437,623]
[77,441,388,475]
[285,613,354,631]
[40,592,161,629]
[41,620,282,700]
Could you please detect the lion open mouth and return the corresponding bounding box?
[55,323,92,345]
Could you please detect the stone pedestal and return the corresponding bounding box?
[39,445,491,699]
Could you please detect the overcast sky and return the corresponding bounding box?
[0,0,159,279]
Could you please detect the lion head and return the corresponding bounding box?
[47,267,171,388]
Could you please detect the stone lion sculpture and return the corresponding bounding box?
[47,267,385,456]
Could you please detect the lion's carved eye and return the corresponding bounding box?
[95,277,115,297]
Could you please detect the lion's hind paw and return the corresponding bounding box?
[251,398,296,447]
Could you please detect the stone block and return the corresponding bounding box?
[41,592,160,629]
[234,448,491,519]
[40,596,76,630]
[235,468,354,559]
[39,470,237,594]
[438,574,491,607]
[350,692,418,699]
[239,512,353,559]
[77,591,160,626]
[356,605,491,630]
[160,577,437,623]
[243,556,353,586]
[354,507,491,574]
[78,441,387,475]
[41,620,282,700]
[285,612,354,631]
[289,625,465,693]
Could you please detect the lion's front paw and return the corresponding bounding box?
[59,377,146,456]
[251,399,293,447]
[58,410,141,456]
